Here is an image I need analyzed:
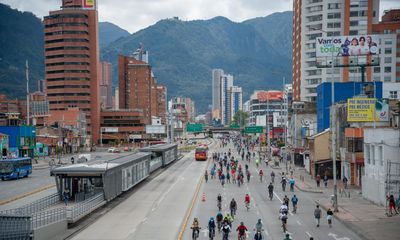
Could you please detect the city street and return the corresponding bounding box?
[183,142,363,240]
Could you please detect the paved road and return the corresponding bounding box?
[184,141,363,240]
[70,140,213,240]
[0,152,135,203]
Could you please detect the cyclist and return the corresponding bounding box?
[279,203,288,216]
[205,170,209,183]
[236,222,248,240]
[291,195,298,213]
[254,219,263,240]
[246,170,251,183]
[280,212,288,233]
[217,194,222,204]
[216,211,224,231]
[288,177,295,192]
[281,176,287,191]
[208,217,216,239]
[256,158,260,168]
[283,195,290,211]
[259,169,264,182]
[271,171,275,183]
[268,182,274,200]
[191,218,201,239]
[223,213,233,227]
[245,193,251,211]
[245,164,249,171]
[230,198,237,217]
[221,221,231,240]
[283,233,292,240]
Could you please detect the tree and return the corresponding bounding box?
[232,111,249,127]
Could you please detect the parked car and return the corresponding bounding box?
[107,147,120,153]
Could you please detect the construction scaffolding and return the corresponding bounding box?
[385,161,400,215]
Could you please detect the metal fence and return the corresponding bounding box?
[74,188,103,203]
[0,193,60,216]
[0,215,32,239]
[66,193,105,223]
[31,207,66,230]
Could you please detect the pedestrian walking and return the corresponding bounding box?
[323,174,328,188]
[387,194,399,215]
[316,174,321,188]
[63,188,70,205]
[70,157,75,164]
[314,205,322,227]
[327,208,333,227]
[343,176,348,189]
[204,170,209,183]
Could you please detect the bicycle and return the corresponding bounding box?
[217,201,222,211]
[192,229,200,240]
[282,222,287,233]
[292,204,297,214]
[222,231,229,240]
[245,201,250,211]
[209,227,215,240]
[239,234,246,240]
[269,191,273,201]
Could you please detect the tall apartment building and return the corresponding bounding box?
[118,55,153,124]
[99,61,112,109]
[220,74,233,125]
[44,0,100,144]
[228,86,243,122]
[212,69,224,119]
[372,9,400,99]
[292,0,380,102]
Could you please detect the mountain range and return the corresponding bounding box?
[0,3,292,113]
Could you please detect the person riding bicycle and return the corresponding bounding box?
[291,195,298,213]
[245,164,249,171]
[236,222,248,240]
[256,158,260,168]
[230,198,237,217]
[208,217,216,238]
[281,177,287,191]
[283,233,292,240]
[217,193,222,203]
[246,170,251,182]
[268,182,274,199]
[280,212,288,233]
[223,214,233,227]
[221,221,231,239]
[191,218,201,239]
[259,169,264,182]
[245,193,251,210]
[254,219,263,240]
[288,177,295,192]
[216,211,224,230]
[279,204,288,215]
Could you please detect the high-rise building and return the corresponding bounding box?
[228,86,243,122]
[99,61,112,109]
[44,0,100,144]
[220,74,233,125]
[118,55,153,124]
[212,69,223,119]
[372,9,400,99]
[292,0,380,102]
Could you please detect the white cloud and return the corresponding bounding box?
[0,0,398,33]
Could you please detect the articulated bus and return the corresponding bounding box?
[195,147,208,161]
[0,157,32,180]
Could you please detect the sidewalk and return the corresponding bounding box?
[281,164,400,240]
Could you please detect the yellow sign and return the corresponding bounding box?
[83,0,95,9]
[347,98,375,122]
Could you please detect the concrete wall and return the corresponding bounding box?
[363,128,400,205]
[34,220,67,240]
[314,131,330,161]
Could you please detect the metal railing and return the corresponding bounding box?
[66,193,105,222]
[0,215,32,239]
[31,207,66,230]
[0,193,60,216]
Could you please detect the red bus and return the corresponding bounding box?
[195,147,208,161]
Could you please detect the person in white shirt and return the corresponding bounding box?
[359,36,370,55]
[349,37,360,56]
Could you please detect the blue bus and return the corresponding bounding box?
[0,157,32,180]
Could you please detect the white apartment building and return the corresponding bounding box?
[293,0,380,102]
[228,86,243,122]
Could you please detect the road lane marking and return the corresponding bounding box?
[328,232,351,240]
[306,231,312,237]
[0,183,56,206]
[274,192,283,202]
[297,220,302,225]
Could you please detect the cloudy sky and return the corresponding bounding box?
[1,0,399,33]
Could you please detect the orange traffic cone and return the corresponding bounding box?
[202,192,206,202]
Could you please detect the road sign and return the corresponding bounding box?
[230,124,240,129]
[244,126,263,134]
[186,124,203,132]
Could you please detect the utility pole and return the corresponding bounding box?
[26,60,30,126]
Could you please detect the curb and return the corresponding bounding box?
[316,201,372,240]
[0,184,56,206]
[295,184,323,194]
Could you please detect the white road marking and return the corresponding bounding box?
[274,192,283,203]
[201,229,209,237]
[306,231,312,237]
[296,220,302,225]
[328,232,351,240]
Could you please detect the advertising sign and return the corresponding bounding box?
[146,125,166,134]
[102,127,118,133]
[82,0,95,9]
[347,98,389,122]
[316,35,379,57]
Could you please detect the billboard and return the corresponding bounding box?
[102,127,118,133]
[316,35,379,57]
[146,125,166,134]
[82,0,96,9]
[347,98,389,122]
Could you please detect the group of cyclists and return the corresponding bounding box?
[192,136,302,240]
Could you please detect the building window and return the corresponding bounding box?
[379,146,383,166]
[327,13,341,19]
[384,29,392,34]
[371,145,375,165]
[347,138,363,153]
[389,91,398,99]
[384,57,392,64]
[384,67,391,73]
[384,48,392,54]
[327,22,341,28]
[384,39,393,45]
[373,67,380,73]
[328,3,341,9]
[350,21,358,26]
[384,76,392,82]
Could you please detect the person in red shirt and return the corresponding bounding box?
[236,222,248,240]
[244,194,250,210]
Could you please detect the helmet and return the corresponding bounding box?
[240,221,244,225]
[194,218,198,221]
[258,219,261,223]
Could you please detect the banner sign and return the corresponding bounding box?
[347,98,389,122]
[82,0,95,9]
[316,35,379,57]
